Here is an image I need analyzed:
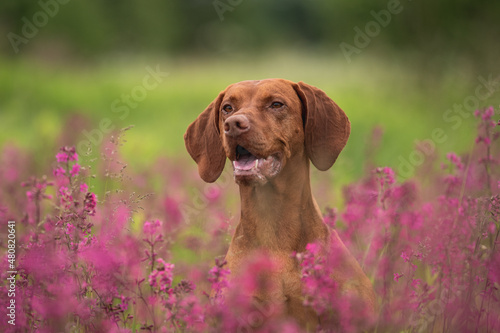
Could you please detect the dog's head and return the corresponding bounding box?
[184,79,350,185]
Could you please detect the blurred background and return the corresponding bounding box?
[1,0,499,207]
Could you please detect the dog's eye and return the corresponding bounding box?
[222,104,233,113]
[270,102,284,109]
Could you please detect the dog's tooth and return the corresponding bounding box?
[254,160,259,168]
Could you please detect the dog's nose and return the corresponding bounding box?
[224,115,250,137]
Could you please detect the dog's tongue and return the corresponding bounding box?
[234,153,258,170]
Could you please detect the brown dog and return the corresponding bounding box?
[184,79,376,329]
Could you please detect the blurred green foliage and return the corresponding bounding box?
[0,0,499,70]
[1,0,499,193]
[2,51,496,190]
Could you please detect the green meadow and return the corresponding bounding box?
[1,52,496,196]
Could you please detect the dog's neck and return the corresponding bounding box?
[235,153,329,253]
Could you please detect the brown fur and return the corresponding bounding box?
[184,79,376,329]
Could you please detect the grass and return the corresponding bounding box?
[1,51,495,200]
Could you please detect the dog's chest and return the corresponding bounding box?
[226,248,303,301]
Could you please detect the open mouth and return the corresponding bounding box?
[232,145,282,183]
[233,145,259,171]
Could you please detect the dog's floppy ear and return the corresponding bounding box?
[293,81,350,171]
[184,91,226,183]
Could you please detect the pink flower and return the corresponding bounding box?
[70,163,81,177]
[374,167,396,187]
[382,167,396,185]
[208,258,230,298]
[143,219,162,235]
[58,186,73,207]
[446,152,463,170]
[56,152,69,163]
[53,166,66,177]
[483,106,494,120]
[80,183,88,193]
[149,259,175,293]
[119,296,129,311]
[401,251,410,263]
[9,119,500,332]
[205,186,222,203]
[84,192,97,216]
[305,242,321,255]
[323,207,337,228]
[65,223,75,235]
[56,146,78,163]
[394,273,404,282]
[59,186,68,195]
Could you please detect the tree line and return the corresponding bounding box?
[1,0,498,62]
